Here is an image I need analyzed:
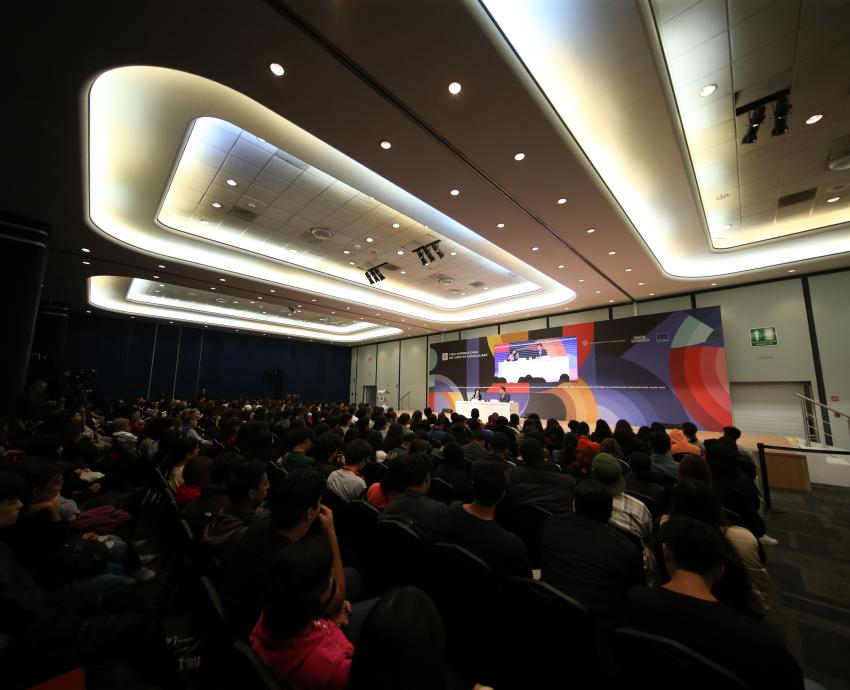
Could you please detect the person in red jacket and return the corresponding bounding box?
[251,535,353,690]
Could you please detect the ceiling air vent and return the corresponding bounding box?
[777,188,817,208]
[230,207,259,222]
[438,277,455,287]
[469,281,485,287]
[311,227,333,240]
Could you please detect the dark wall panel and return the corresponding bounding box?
[58,314,350,403]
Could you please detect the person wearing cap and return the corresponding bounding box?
[592,453,657,583]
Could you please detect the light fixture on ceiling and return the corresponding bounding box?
[399,270,406,275]
[448,81,462,95]
[741,105,766,144]
[710,282,718,286]
[625,268,632,272]
[608,299,614,303]
[269,63,285,77]
[343,250,350,255]
[699,83,717,97]
[82,260,90,265]
[608,251,616,255]
[219,277,226,282]
[379,140,392,150]
[86,309,92,314]
[578,279,584,282]
[531,246,539,251]
[212,202,222,208]
[210,287,216,291]
[226,179,237,186]
[396,249,404,255]
[826,196,840,203]
[497,223,505,228]
[158,264,166,269]
[788,269,796,273]
[269,289,275,293]
[514,152,525,161]
[557,198,567,205]
[586,228,595,234]
[392,222,400,229]
[772,96,790,137]
[716,193,730,199]
[365,237,374,243]
[450,189,460,196]
[557,264,564,268]
[649,293,655,296]
[637,282,645,286]
[595,290,601,294]
[449,251,457,256]
[152,275,160,279]
[200,219,209,225]
[805,114,823,125]
[81,247,91,253]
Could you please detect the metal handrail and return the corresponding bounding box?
[399,391,411,409]
[756,442,850,509]
[794,393,849,419]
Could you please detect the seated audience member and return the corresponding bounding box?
[666,482,770,616]
[165,437,200,491]
[462,429,490,464]
[311,432,344,478]
[599,437,624,460]
[382,424,406,457]
[184,411,212,447]
[591,453,656,582]
[433,441,470,495]
[327,439,369,502]
[553,431,578,470]
[508,438,576,515]
[590,419,613,444]
[722,426,757,475]
[648,431,679,479]
[626,517,801,690]
[575,422,601,454]
[444,461,531,578]
[681,421,705,452]
[365,458,406,510]
[487,432,515,465]
[203,461,270,559]
[705,439,767,541]
[613,419,642,459]
[175,455,213,507]
[540,479,644,626]
[251,536,353,690]
[624,452,666,510]
[223,469,346,638]
[348,586,449,690]
[678,454,711,485]
[668,427,701,457]
[379,454,448,543]
[283,427,315,472]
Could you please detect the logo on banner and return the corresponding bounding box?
[630,335,649,344]
[656,332,669,342]
[441,353,448,361]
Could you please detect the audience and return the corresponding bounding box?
[2,385,804,688]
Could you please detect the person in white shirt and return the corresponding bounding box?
[327,439,369,502]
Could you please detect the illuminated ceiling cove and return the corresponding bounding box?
[482,0,850,276]
[87,66,574,338]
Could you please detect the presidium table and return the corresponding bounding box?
[455,400,520,419]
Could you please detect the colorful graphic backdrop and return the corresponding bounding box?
[428,307,732,430]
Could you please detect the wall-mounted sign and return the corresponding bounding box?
[749,326,778,347]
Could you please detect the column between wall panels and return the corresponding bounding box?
[172,327,182,399]
[145,324,158,401]
[802,277,833,445]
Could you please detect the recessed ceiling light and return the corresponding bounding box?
[81,247,90,253]
[710,282,717,286]
[226,179,237,187]
[638,282,645,286]
[716,193,729,199]
[649,292,656,296]
[805,114,823,125]
[85,309,92,314]
[699,83,717,97]
[154,289,161,293]
[450,251,457,256]
[348,261,355,265]
[81,260,91,265]
[257,296,263,300]
[586,228,595,234]
[366,237,374,243]
[130,316,135,319]
[721,224,733,229]
[219,278,226,282]
[531,246,539,251]
[497,223,505,228]
[399,270,406,274]
[152,275,160,279]
[557,198,567,205]
[397,250,404,255]
[392,222,400,229]
[483,286,489,290]
[448,81,462,95]
[346,306,350,309]
[557,264,564,268]
[210,287,216,291]
[595,290,601,294]
[212,202,222,208]
[343,250,350,254]
[450,189,460,196]
[578,279,585,283]
[311,299,316,302]
[297,304,302,308]
[289,248,298,253]
[269,289,276,293]
[158,264,166,269]
[608,251,616,255]
[269,63,285,77]
[247,202,256,208]
[826,196,840,203]
[232,300,238,304]
[380,140,392,150]
[514,152,525,161]
[625,268,632,272]
[788,269,797,273]
[158,283,164,287]
[608,299,614,303]
[200,219,209,225]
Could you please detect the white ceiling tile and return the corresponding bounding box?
[661,0,727,58]
[728,0,778,25]
[669,31,730,86]
[221,155,261,182]
[732,33,796,89]
[244,184,279,205]
[730,0,800,61]
[230,138,274,167]
[265,156,302,182]
[653,0,701,24]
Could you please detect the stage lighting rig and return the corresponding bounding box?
[741,105,766,145]
[365,263,387,285]
[772,96,790,137]
[412,240,444,265]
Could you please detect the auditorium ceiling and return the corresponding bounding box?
[5,0,850,343]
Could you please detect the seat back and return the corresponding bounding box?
[497,577,598,689]
[361,460,386,487]
[611,628,748,690]
[226,640,281,690]
[365,519,425,593]
[495,502,552,568]
[428,476,456,504]
[334,499,380,569]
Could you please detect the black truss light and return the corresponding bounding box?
[431,240,445,259]
[741,105,766,145]
[412,240,445,265]
[365,263,387,285]
[772,95,790,137]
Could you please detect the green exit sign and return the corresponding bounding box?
[749,326,778,347]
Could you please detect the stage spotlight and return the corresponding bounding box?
[366,264,387,284]
[772,96,790,137]
[741,105,765,145]
[432,241,445,259]
[415,248,428,266]
[366,271,375,284]
[423,245,435,262]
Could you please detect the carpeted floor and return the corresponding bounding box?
[763,484,850,690]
